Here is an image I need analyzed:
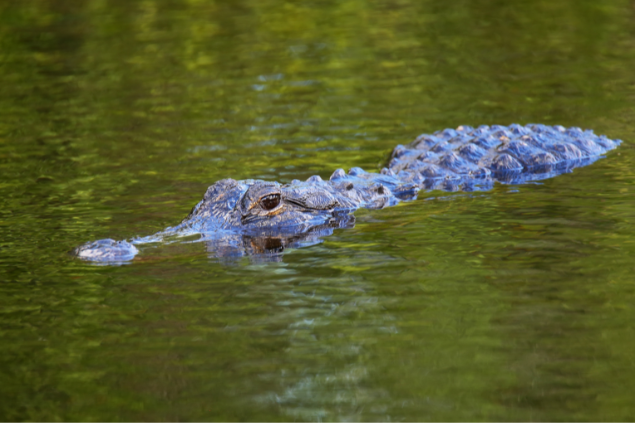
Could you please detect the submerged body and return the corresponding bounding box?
[75,124,621,262]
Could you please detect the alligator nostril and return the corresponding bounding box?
[346,183,354,190]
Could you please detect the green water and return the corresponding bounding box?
[2,0,635,420]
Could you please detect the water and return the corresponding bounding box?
[1,0,635,420]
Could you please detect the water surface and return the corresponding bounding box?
[1,0,635,420]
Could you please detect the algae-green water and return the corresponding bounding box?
[2,0,635,420]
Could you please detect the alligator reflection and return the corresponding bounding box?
[201,215,356,263]
[239,255,397,420]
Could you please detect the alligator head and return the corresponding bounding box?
[182,178,358,233]
[75,173,401,262]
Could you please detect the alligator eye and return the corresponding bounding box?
[260,193,281,211]
[376,185,386,195]
[346,183,354,190]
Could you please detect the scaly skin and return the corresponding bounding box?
[75,124,621,263]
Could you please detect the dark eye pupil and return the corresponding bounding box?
[261,194,280,210]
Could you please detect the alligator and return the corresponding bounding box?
[75,124,621,262]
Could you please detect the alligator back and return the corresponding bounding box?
[388,124,621,191]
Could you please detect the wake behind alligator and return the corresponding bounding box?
[76,124,621,263]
